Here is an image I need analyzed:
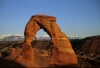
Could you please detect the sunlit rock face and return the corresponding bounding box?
[16,14,78,67]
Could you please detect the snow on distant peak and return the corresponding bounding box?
[11,34,22,36]
[1,34,22,37]
[43,35,50,37]
[0,34,24,41]
[68,35,82,40]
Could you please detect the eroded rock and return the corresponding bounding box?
[15,44,35,67]
[15,14,78,67]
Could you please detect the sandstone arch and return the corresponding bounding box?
[16,15,78,67]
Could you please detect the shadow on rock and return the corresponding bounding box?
[49,64,78,68]
[0,59,25,68]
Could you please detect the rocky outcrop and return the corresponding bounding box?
[72,36,100,57]
[71,36,100,68]
[7,47,21,59]
[15,44,35,67]
[16,14,78,67]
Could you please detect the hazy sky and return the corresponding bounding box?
[0,0,100,37]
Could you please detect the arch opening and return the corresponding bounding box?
[35,29,50,39]
[32,29,51,50]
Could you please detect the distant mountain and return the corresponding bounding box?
[0,34,24,41]
[0,34,82,41]
[68,36,82,40]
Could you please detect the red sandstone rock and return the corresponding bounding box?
[15,44,35,67]
[15,14,78,67]
[8,47,21,59]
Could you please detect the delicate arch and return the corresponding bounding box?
[22,14,78,65]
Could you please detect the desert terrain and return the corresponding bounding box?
[0,35,100,68]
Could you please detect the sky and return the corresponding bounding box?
[0,0,100,37]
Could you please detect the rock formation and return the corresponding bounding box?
[16,14,78,67]
[72,35,100,57]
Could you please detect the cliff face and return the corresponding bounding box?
[71,36,100,68]
[71,36,100,58]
